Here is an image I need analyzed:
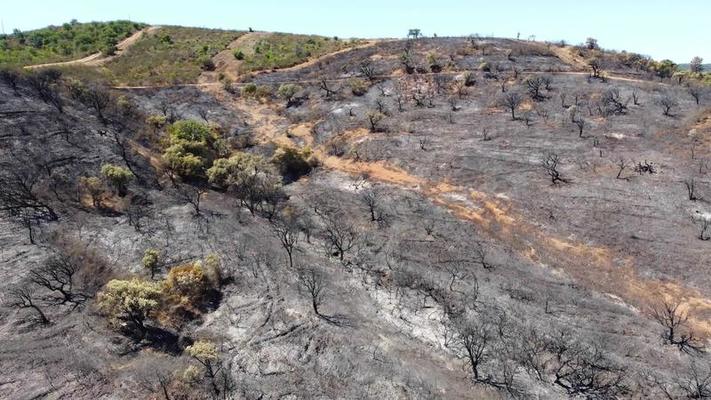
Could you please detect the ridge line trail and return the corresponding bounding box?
[116,70,655,90]
[199,32,382,85]
[24,26,159,70]
[208,89,711,336]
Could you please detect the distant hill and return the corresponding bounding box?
[0,20,145,66]
[678,63,711,71]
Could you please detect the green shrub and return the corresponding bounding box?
[277,83,302,102]
[349,78,369,96]
[101,164,133,196]
[142,248,160,279]
[241,83,258,97]
[97,278,162,333]
[233,49,245,60]
[162,120,222,179]
[146,114,167,129]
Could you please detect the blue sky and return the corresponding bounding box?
[1,0,708,63]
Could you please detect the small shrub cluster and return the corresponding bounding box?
[162,120,225,179]
[97,255,222,335]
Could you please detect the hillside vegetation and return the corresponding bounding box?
[236,33,363,72]
[0,20,145,66]
[102,26,243,86]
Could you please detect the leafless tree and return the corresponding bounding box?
[559,93,568,108]
[616,159,629,180]
[26,69,64,112]
[525,77,546,101]
[0,68,22,94]
[359,187,380,222]
[541,75,553,90]
[688,85,703,105]
[574,117,587,137]
[659,95,678,117]
[197,107,209,122]
[677,362,711,399]
[601,88,629,115]
[499,92,523,120]
[321,212,359,262]
[359,59,377,81]
[319,78,338,99]
[651,300,704,354]
[297,266,326,316]
[698,217,711,241]
[375,97,388,114]
[29,256,87,306]
[272,214,300,269]
[8,285,49,324]
[549,334,628,398]
[685,178,699,201]
[81,85,112,124]
[419,136,430,151]
[175,182,208,216]
[0,170,58,243]
[631,90,640,105]
[541,153,569,184]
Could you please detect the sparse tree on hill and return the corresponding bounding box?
[0,68,22,94]
[321,212,358,262]
[8,284,49,324]
[589,58,602,78]
[525,77,546,101]
[359,59,377,81]
[29,256,87,306]
[542,153,569,184]
[360,186,384,222]
[685,178,698,201]
[690,56,704,74]
[688,85,703,105]
[585,37,599,50]
[81,85,112,124]
[297,266,326,316]
[651,300,704,354]
[272,214,300,269]
[499,92,523,120]
[367,111,385,132]
[27,69,63,112]
[574,117,587,137]
[658,95,678,117]
[319,78,338,99]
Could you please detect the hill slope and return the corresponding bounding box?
[1,27,711,400]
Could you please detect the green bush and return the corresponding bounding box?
[101,164,133,196]
[163,120,222,179]
[233,49,245,60]
[241,83,257,97]
[349,78,369,96]
[277,83,302,102]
